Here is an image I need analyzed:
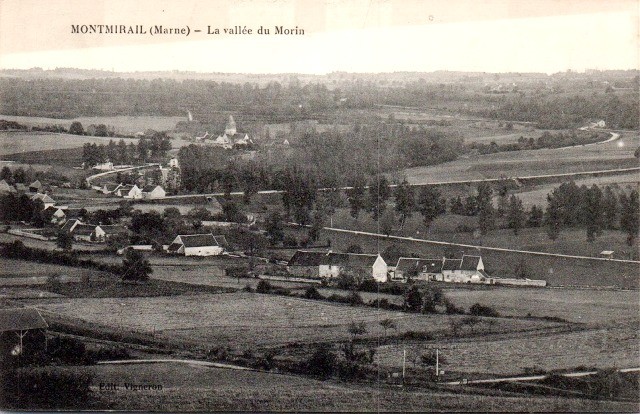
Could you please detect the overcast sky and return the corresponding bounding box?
[0,0,637,74]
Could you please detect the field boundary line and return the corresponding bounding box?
[443,367,640,385]
[323,227,640,264]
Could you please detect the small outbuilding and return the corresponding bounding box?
[0,308,48,363]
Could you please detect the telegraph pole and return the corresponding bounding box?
[435,348,439,382]
[402,347,406,386]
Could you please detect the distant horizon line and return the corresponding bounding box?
[1,67,638,77]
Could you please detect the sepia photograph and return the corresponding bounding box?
[0,0,638,411]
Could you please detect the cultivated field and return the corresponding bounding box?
[443,288,640,325]
[38,292,561,349]
[81,363,636,412]
[0,131,138,157]
[375,325,639,376]
[401,132,639,184]
[0,114,185,135]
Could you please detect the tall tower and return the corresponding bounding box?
[225,115,237,135]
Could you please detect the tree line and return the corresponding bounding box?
[81,133,171,167]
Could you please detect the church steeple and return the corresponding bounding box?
[225,115,237,135]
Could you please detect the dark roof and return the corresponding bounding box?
[327,252,349,266]
[345,253,382,268]
[103,183,120,192]
[287,251,327,267]
[61,219,80,233]
[479,270,491,278]
[0,308,48,332]
[442,259,462,271]
[65,208,83,219]
[212,235,228,247]
[167,243,182,252]
[179,233,219,248]
[460,255,482,271]
[142,185,161,192]
[396,258,442,273]
[73,223,96,236]
[99,225,127,235]
[119,184,136,192]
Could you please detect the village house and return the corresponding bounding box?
[0,179,16,194]
[28,180,42,193]
[167,233,227,256]
[287,250,388,282]
[70,223,96,242]
[91,224,128,243]
[141,185,166,199]
[101,182,122,195]
[61,218,81,233]
[30,193,56,209]
[214,115,253,148]
[14,183,27,193]
[118,184,143,199]
[286,251,326,278]
[441,255,494,284]
[0,308,48,363]
[41,206,67,225]
[393,257,443,282]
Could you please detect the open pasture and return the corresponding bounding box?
[323,208,638,260]
[0,131,139,157]
[80,362,636,412]
[375,325,638,376]
[401,131,639,184]
[444,287,639,325]
[38,292,560,348]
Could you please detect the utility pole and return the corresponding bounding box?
[402,347,406,386]
[435,348,439,382]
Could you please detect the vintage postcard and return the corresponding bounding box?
[0,0,638,412]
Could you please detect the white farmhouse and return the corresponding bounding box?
[119,184,143,199]
[141,185,166,199]
[167,233,226,256]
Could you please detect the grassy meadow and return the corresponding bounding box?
[401,131,639,184]
[38,292,561,349]
[81,362,637,412]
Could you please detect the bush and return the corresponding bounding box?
[303,345,337,380]
[255,279,272,293]
[444,299,465,315]
[46,336,91,365]
[347,291,364,306]
[469,303,500,317]
[304,286,324,300]
[226,266,249,279]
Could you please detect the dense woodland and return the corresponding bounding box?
[1,73,637,128]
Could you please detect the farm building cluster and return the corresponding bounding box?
[287,250,546,286]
